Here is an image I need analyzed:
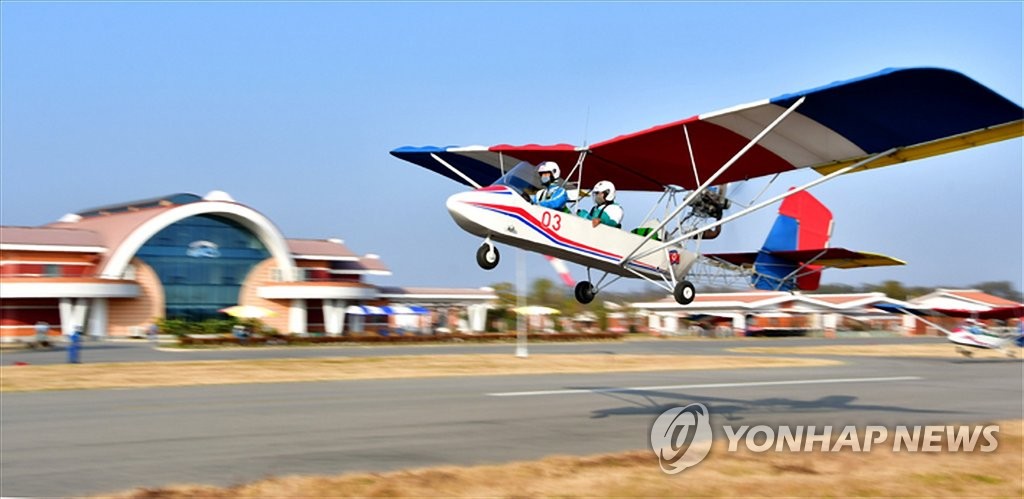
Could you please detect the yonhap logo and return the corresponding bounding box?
[650,403,713,474]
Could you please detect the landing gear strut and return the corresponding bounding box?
[476,242,500,270]
[574,281,596,304]
[673,280,696,305]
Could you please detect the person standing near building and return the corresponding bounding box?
[34,321,50,348]
[67,326,83,364]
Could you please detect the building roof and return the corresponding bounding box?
[356,255,390,274]
[910,289,1023,310]
[75,193,202,218]
[377,286,498,302]
[0,226,106,252]
[47,204,180,269]
[325,255,392,276]
[288,239,359,261]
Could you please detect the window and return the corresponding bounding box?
[136,215,270,321]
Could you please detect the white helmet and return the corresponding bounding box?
[537,161,560,184]
[592,180,616,202]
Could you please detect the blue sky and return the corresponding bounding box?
[2,2,1021,293]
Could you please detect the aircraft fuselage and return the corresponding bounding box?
[446,186,697,279]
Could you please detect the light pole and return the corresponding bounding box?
[516,248,528,358]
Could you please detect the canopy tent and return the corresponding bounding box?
[345,305,430,316]
[219,305,276,319]
[512,305,561,316]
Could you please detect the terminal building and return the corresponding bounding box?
[0,191,496,342]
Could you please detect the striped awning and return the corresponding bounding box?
[345,305,429,316]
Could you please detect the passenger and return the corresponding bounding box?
[579,180,623,228]
[531,161,568,211]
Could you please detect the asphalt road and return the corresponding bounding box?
[1,338,1021,497]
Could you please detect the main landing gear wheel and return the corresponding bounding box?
[574,281,596,304]
[673,280,696,305]
[476,244,500,270]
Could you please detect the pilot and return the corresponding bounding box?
[966,319,984,335]
[532,161,568,211]
[579,180,623,228]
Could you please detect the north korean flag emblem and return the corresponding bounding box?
[669,250,680,265]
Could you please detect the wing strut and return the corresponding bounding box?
[622,147,897,264]
[684,124,700,186]
[631,148,897,263]
[430,153,483,189]
[770,248,829,291]
[618,96,807,266]
[881,305,959,337]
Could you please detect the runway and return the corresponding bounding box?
[0,335,938,365]
[2,339,1021,497]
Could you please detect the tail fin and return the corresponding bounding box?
[751,190,833,291]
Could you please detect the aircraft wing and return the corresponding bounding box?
[704,248,905,270]
[931,305,1024,320]
[874,303,1024,321]
[392,68,1023,191]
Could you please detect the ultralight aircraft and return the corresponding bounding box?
[392,68,1023,305]
[875,303,1024,357]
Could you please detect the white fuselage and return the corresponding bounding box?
[948,329,1013,351]
[446,186,697,279]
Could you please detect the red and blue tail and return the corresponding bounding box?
[751,190,833,291]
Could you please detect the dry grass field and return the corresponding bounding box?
[100,421,1023,498]
[0,354,841,392]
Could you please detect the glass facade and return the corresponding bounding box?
[136,215,270,320]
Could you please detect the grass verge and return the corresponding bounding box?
[100,420,1023,498]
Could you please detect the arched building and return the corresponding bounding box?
[0,191,495,341]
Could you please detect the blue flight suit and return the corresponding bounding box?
[532,184,568,211]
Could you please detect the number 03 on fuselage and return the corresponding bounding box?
[445,162,698,282]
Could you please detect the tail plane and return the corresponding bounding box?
[705,190,904,292]
[752,190,832,291]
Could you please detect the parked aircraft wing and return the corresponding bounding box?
[873,303,1023,322]
[931,305,1024,320]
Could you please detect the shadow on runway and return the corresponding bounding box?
[947,358,1022,365]
[585,389,956,422]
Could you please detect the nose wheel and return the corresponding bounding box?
[673,280,696,305]
[476,242,500,270]
[574,281,596,304]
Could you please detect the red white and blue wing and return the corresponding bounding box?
[392,68,1023,191]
